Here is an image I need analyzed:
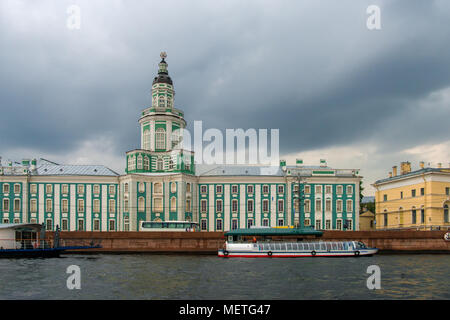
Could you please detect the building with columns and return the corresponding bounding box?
[0,53,362,231]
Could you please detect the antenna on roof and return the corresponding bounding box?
[40,158,59,165]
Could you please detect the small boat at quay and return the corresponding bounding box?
[218,226,378,258]
[0,223,101,258]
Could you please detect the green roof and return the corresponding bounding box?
[225,227,323,237]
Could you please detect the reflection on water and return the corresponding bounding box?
[0,254,449,299]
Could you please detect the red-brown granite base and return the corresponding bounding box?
[49,230,450,254]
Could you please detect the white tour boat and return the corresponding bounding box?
[218,227,378,258]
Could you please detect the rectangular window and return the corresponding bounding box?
[93,219,100,231]
[62,199,68,213]
[109,185,115,195]
[232,185,238,194]
[201,219,207,231]
[200,185,207,194]
[46,184,52,194]
[325,185,332,194]
[77,185,84,194]
[384,213,388,226]
[304,185,311,194]
[346,200,353,212]
[446,187,450,196]
[3,199,10,211]
[14,199,20,212]
[232,199,238,213]
[412,209,417,224]
[315,220,322,230]
[62,219,68,231]
[400,191,403,199]
[421,209,425,223]
[247,219,254,229]
[262,199,269,213]
[262,219,269,227]
[325,199,331,212]
[109,199,116,214]
[201,200,207,213]
[262,185,269,194]
[109,220,116,231]
[383,194,388,201]
[78,219,84,231]
[124,199,130,212]
[78,199,84,212]
[278,200,284,213]
[346,219,353,230]
[30,199,37,213]
[216,185,222,194]
[278,185,284,194]
[212,218,221,231]
[231,219,238,230]
[14,184,21,194]
[337,200,343,213]
[46,199,52,212]
[3,184,10,193]
[336,185,343,195]
[336,219,342,230]
[304,219,311,226]
[346,185,353,194]
[247,200,254,213]
[315,185,322,194]
[30,184,37,194]
[315,199,322,212]
[277,219,284,226]
[93,199,100,213]
[412,189,416,197]
[61,184,69,194]
[304,199,310,213]
[46,219,52,231]
[216,199,223,212]
[420,188,425,196]
[325,220,331,230]
[247,185,254,194]
[93,185,100,195]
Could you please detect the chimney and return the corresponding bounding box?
[419,161,425,169]
[296,159,303,167]
[388,172,392,178]
[392,166,397,176]
[437,163,442,168]
[400,161,411,175]
[280,159,286,171]
[320,159,327,167]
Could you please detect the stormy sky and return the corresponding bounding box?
[1,0,449,195]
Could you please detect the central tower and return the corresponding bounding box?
[126,52,194,174]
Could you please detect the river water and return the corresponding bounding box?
[0,253,448,299]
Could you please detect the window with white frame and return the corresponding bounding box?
[138,197,145,212]
[62,184,68,194]
[137,155,143,170]
[170,197,176,212]
[109,199,116,213]
[337,199,343,213]
[156,158,163,171]
[216,185,222,194]
[346,199,353,212]
[315,220,322,230]
[315,199,322,211]
[143,129,150,150]
[247,185,254,194]
[3,184,10,193]
[277,219,284,226]
[216,199,222,212]
[78,199,85,212]
[46,219,52,231]
[155,128,166,150]
[124,183,129,193]
[78,219,84,231]
[14,184,20,194]
[139,182,145,193]
[201,199,207,213]
[93,199,100,213]
[278,185,284,194]
[46,184,52,194]
[231,219,238,230]
[201,185,207,194]
[93,184,100,195]
[154,183,162,194]
[14,199,20,212]
[262,199,269,213]
[3,199,9,212]
[336,219,342,230]
[315,185,322,194]
[278,199,284,212]
[336,185,343,195]
[325,220,331,230]
[232,199,238,213]
[186,183,191,193]
[62,218,68,231]
[247,199,254,213]
[186,199,191,212]
[304,218,311,226]
[123,216,129,231]
[247,219,254,229]
[346,219,353,230]
[77,185,84,194]
[30,184,37,194]
[143,156,150,170]
[170,182,176,193]
[109,185,115,195]
[30,199,37,213]
[346,185,353,194]
[154,198,163,212]
[109,220,116,231]
[93,219,100,231]
[46,199,52,212]
[262,185,269,194]
[201,219,207,231]
[216,219,223,231]
[325,185,332,194]
[263,218,269,227]
[325,199,331,212]
[304,199,311,213]
[124,199,129,212]
[304,185,311,194]
[232,185,238,194]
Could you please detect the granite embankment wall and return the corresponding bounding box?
[52,230,450,254]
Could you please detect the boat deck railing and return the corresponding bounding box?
[0,238,64,250]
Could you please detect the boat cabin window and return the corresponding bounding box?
[332,243,338,250]
[287,243,292,250]
[356,242,367,249]
[320,243,326,250]
[338,243,344,250]
[275,243,281,251]
[326,243,332,251]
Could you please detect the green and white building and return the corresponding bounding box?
[0,54,362,231]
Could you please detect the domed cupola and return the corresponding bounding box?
[152,52,173,86]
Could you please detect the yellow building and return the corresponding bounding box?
[373,162,450,230]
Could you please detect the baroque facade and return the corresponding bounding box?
[0,54,362,231]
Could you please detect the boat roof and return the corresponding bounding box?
[0,223,42,231]
[225,227,323,237]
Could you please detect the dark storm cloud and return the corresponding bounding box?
[0,0,449,161]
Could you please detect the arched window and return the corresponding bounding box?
[169,159,174,170]
[444,204,449,223]
[143,156,150,171]
[158,96,165,108]
[155,128,166,150]
[143,129,150,150]
[138,197,145,212]
[157,158,164,171]
[170,197,177,212]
